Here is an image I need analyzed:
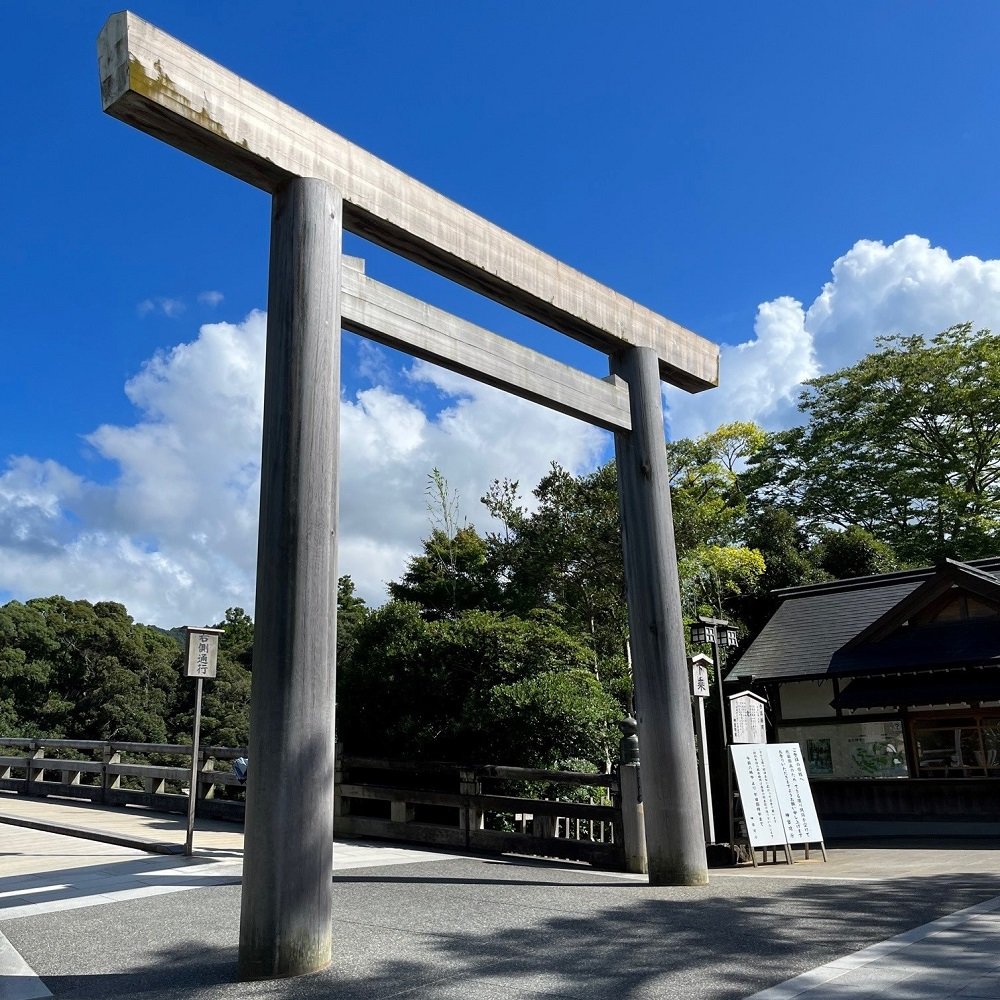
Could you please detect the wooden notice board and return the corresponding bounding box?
[730,743,825,859]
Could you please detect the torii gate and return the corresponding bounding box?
[98,12,721,981]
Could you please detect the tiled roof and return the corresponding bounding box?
[729,557,1000,682]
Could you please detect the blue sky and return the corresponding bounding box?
[4,3,1000,624]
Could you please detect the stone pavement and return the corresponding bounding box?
[2,795,1000,998]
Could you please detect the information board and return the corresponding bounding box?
[769,743,823,844]
[730,743,824,848]
[730,745,786,848]
[729,692,767,744]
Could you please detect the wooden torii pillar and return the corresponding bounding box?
[98,11,721,980]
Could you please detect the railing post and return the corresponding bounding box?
[390,798,414,824]
[532,805,556,840]
[101,743,120,804]
[459,768,483,848]
[198,753,216,801]
[145,776,167,795]
[618,716,648,874]
[26,745,44,797]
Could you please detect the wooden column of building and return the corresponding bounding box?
[612,346,709,886]
[238,178,342,980]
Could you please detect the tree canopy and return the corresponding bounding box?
[0,596,180,741]
[747,324,1000,565]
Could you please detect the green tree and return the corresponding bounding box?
[336,602,619,768]
[216,607,254,668]
[813,525,899,580]
[388,526,499,618]
[483,463,627,665]
[666,422,767,623]
[748,324,1000,564]
[336,575,368,666]
[731,504,826,634]
[0,596,179,741]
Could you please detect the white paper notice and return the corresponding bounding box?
[769,743,824,844]
[730,743,824,848]
[730,744,786,848]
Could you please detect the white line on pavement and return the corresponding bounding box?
[0,929,51,1000]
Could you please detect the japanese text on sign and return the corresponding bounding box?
[184,630,220,679]
[731,743,824,848]
[729,692,767,744]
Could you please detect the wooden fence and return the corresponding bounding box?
[0,738,629,870]
[335,754,625,869]
[0,737,247,821]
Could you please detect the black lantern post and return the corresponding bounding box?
[689,616,739,846]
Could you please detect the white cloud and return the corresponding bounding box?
[198,290,224,307]
[137,296,186,318]
[337,362,608,604]
[667,235,1000,439]
[11,233,996,623]
[0,312,267,625]
[0,315,605,624]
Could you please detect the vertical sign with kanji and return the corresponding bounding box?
[691,659,710,699]
[689,654,714,843]
[728,691,767,745]
[186,629,220,678]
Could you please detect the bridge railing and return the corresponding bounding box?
[335,754,624,869]
[0,737,247,821]
[0,738,631,870]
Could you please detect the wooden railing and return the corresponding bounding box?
[0,738,634,870]
[0,737,246,822]
[335,755,625,869]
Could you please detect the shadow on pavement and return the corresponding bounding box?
[9,860,1000,999]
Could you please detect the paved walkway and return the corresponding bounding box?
[2,795,1000,998]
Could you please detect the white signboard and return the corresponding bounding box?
[185,629,221,679]
[691,661,710,698]
[770,743,824,844]
[731,743,824,848]
[729,692,767,744]
[730,745,786,848]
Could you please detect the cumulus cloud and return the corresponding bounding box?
[0,314,606,625]
[9,233,1000,623]
[667,235,1000,438]
[0,312,268,625]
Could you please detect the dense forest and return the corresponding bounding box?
[3,324,999,770]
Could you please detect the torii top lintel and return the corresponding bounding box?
[98,11,720,393]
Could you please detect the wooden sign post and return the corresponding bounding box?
[182,626,224,857]
[689,654,714,844]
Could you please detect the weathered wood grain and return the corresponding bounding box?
[341,262,631,432]
[97,11,719,391]
[612,346,710,886]
[239,179,341,980]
